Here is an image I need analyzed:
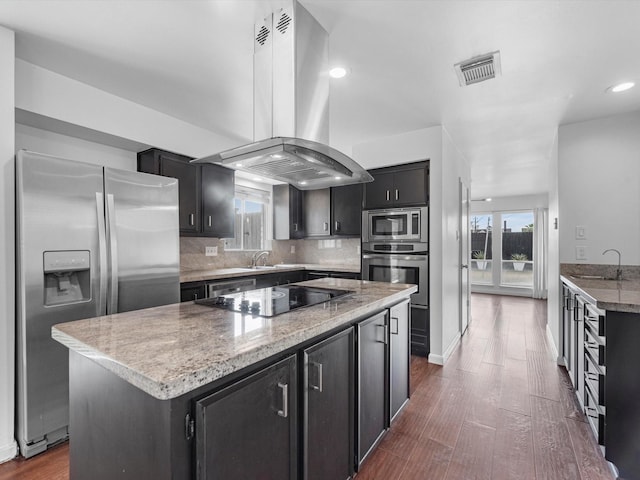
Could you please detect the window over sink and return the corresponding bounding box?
[223,183,272,251]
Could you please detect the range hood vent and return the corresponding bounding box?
[192,1,373,190]
[454,51,501,86]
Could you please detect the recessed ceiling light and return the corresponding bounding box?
[334,176,342,180]
[608,82,635,93]
[271,154,284,159]
[329,67,347,79]
[299,181,307,185]
[235,163,243,167]
[252,177,262,181]
[485,198,492,202]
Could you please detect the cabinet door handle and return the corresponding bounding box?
[293,223,298,232]
[208,215,212,227]
[386,190,390,201]
[189,213,195,226]
[395,189,399,201]
[310,362,323,392]
[376,324,388,344]
[276,382,288,418]
[391,316,399,335]
[335,221,340,232]
[323,222,328,231]
[193,293,198,300]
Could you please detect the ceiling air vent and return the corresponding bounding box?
[454,51,501,86]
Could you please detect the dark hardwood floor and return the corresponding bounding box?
[0,294,614,479]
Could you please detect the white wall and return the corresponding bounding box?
[558,111,640,265]
[440,128,471,362]
[0,26,17,462]
[547,131,561,362]
[353,126,470,364]
[15,124,136,171]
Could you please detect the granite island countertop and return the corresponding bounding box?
[180,263,361,283]
[561,274,640,313]
[52,278,416,401]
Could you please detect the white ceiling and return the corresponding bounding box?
[2,0,640,199]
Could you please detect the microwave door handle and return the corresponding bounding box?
[362,253,425,261]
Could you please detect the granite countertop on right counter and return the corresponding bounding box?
[560,271,640,314]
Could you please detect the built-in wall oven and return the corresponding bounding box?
[362,233,429,356]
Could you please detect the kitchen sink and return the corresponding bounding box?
[246,265,278,270]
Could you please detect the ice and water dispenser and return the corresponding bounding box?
[43,251,91,306]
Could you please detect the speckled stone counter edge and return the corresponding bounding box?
[560,274,640,314]
[180,263,360,283]
[52,279,416,401]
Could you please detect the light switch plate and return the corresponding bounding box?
[575,225,586,240]
[205,246,218,256]
[576,245,587,260]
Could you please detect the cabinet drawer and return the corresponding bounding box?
[584,381,605,446]
[584,303,605,336]
[584,350,605,406]
[584,325,605,366]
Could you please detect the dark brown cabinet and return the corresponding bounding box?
[389,300,410,422]
[357,311,388,467]
[303,328,354,480]
[273,184,304,240]
[195,355,298,480]
[364,161,429,209]
[138,148,234,237]
[180,282,205,302]
[299,184,363,238]
[201,164,234,238]
[331,183,363,236]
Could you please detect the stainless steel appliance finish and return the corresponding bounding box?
[361,248,428,306]
[206,278,257,298]
[16,150,180,458]
[191,2,373,190]
[363,207,428,243]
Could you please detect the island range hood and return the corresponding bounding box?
[192,1,373,190]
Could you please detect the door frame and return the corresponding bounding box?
[458,178,471,335]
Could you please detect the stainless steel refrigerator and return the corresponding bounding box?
[15,150,180,458]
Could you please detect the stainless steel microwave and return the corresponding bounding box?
[362,207,428,242]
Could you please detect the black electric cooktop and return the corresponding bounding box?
[195,285,353,317]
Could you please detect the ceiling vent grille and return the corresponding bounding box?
[454,51,501,86]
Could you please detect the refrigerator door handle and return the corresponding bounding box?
[106,193,119,314]
[96,192,108,316]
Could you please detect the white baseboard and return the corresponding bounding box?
[545,323,561,364]
[0,440,17,464]
[429,333,462,365]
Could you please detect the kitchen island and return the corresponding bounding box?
[53,278,416,479]
[560,272,640,480]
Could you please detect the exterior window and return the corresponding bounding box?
[223,185,271,251]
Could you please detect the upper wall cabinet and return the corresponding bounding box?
[363,161,429,210]
[273,184,304,240]
[331,183,363,237]
[137,148,234,237]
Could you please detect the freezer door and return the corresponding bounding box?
[16,150,106,455]
[104,167,180,313]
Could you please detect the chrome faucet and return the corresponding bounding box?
[602,249,622,281]
[251,250,270,267]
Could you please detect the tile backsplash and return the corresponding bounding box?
[180,237,361,272]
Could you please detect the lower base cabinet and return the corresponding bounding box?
[357,311,388,466]
[195,355,298,480]
[390,300,410,421]
[303,328,354,480]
